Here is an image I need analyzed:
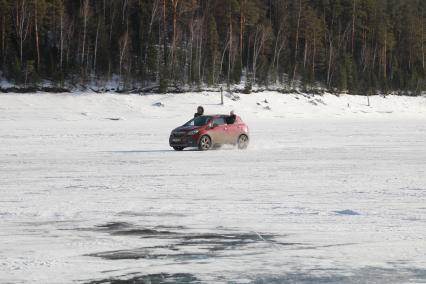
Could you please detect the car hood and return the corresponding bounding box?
[173,125,201,133]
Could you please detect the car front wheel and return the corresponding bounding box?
[198,135,212,151]
[237,135,249,149]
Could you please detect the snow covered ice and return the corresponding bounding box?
[1,92,426,283]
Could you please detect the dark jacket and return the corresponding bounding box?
[226,114,236,124]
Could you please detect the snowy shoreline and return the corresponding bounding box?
[1,91,425,121]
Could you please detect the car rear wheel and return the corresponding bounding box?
[173,147,184,151]
[198,135,212,151]
[237,134,249,149]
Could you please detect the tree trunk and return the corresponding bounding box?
[171,0,179,69]
[94,19,100,73]
[122,0,128,24]
[109,5,116,42]
[188,20,194,82]
[81,0,89,65]
[59,1,64,69]
[34,0,40,68]
[422,12,425,70]
[157,17,161,82]
[162,0,167,65]
[272,28,281,82]
[119,35,127,77]
[292,0,302,84]
[312,35,316,81]
[86,39,90,73]
[327,39,333,87]
[144,0,159,68]
[228,1,233,89]
[1,16,5,68]
[352,0,356,54]
[383,33,387,80]
[240,0,245,57]
[120,21,129,77]
[16,0,30,65]
[198,28,203,81]
[253,33,258,84]
[219,37,230,85]
[253,25,267,84]
[303,40,308,68]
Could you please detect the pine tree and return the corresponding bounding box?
[206,14,220,86]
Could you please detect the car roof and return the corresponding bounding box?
[195,115,241,121]
[201,114,235,117]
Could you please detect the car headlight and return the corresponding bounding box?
[188,129,199,135]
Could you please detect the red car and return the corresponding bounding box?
[169,115,250,151]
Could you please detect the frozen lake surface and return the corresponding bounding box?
[0,92,426,283]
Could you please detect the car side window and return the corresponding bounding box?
[212,117,226,126]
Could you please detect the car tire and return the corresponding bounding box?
[237,134,249,150]
[173,147,184,151]
[198,135,212,151]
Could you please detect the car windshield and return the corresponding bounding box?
[184,116,211,127]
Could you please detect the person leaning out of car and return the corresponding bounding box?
[194,106,204,118]
[226,110,236,124]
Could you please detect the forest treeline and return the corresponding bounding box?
[0,0,425,94]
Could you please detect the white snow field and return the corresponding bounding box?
[0,92,426,284]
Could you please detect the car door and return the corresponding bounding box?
[209,117,227,145]
[225,116,241,144]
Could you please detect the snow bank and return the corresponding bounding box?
[0,91,425,122]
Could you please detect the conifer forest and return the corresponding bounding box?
[0,0,425,94]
